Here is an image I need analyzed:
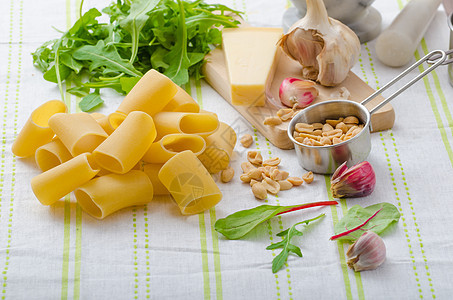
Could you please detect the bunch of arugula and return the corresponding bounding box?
[33,0,241,111]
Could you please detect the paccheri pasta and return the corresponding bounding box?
[35,138,73,172]
[142,133,206,164]
[14,69,233,219]
[31,153,100,205]
[93,111,156,174]
[162,85,200,113]
[74,170,154,219]
[158,150,222,215]
[117,69,178,116]
[198,122,237,173]
[153,111,219,140]
[49,112,108,156]
[12,100,67,158]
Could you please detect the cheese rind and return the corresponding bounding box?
[222,27,283,106]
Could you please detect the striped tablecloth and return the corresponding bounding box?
[1,0,453,299]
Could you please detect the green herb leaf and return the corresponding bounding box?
[214,201,337,240]
[266,214,325,273]
[43,63,72,83]
[119,0,160,63]
[333,202,400,242]
[73,40,142,76]
[120,76,141,94]
[67,86,90,97]
[60,52,83,74]
[79,90,104,112]
[163,0,190,85]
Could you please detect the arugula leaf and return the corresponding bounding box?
[67,86,90,97]
[214,201,337,240]
[163,0,190,85]
[73,40,142,76]
[43,63,72,83]
[266,214,325,273]
[119,0,160,63]
[60,52,83,73]
[120,76,141,93]
[79,89,104,111]
[332,202,400,242]
[32,0,241,110]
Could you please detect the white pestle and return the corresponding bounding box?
[375,0,441,67]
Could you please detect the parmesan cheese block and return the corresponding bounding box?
[222,27,283,106]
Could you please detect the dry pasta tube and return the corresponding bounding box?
[74,170,153,219]
[93,111,156,174]
[92,113,114,135]
[48,112,108,156]
[143,163,170,195]
[31,153,100,206]
[142,133,206,164]
[198,122,237,173]
[108,111,127,130]
[162,85,200,113]
[153,111,219,140]
[35,138,73,172]
[117,69,178,116]
[12,100,67,157]
[158,150,222,215]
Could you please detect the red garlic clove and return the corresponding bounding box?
[279,77,318,109]
[346,231,386,272]
[330,161,376,198]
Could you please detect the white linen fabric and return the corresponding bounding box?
[0,0,452,299]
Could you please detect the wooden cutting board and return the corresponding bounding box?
[202,46,395,150]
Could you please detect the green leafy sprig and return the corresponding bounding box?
[266,214,325,273]
[214,201,337,240]
[32,0,241,111]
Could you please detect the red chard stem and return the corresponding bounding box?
[330,208,382,240]
[276,201,338,216]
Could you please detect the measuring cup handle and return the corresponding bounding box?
[360,50,447,115]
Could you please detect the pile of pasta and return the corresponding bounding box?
[12,69,237,219]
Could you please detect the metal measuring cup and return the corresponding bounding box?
[287,50,447,174]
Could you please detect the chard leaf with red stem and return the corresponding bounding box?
[331,202,400,242]
[214,201,337,240]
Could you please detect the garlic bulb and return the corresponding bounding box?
[346,231,386,272]
[279,0,361,86]
[279,77,318,108]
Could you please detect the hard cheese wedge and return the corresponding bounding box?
[222,27,283,106]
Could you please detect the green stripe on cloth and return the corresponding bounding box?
[144,205,151,299]
[132,208,139,299]
[362,21,426,296]
[264,138,294,300]
[1,1,23,297]
[198,212,211,300]
[339,199,365,300]
[380,132,423,298]
[195,78,224,300]
[184,80,211,299]
[325,176,353,300]
[73,204,83,300]
[61,196,71,300]
[414,47,453,167]
[61,0,73,297]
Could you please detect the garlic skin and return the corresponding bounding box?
[279,77,318,108]
[279,0,361,86]
[330,161,376,198]
[347,231,386,272]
